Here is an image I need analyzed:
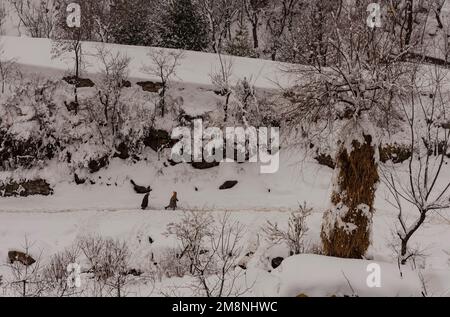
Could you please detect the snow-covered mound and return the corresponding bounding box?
[268,255,422,297]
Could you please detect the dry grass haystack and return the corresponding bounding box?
[321,135,379,259]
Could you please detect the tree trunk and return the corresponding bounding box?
[160,84,166,117]
[405,0,414,47]
[321,134,379,259]
[251,22,258,49]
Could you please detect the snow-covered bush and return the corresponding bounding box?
[153,248,191,280]
[263,202,312,256]
[78,236,132,297]
[166,212,246,297]
[41,246,81,297]
[0,79,62,169]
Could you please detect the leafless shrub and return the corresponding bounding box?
[0,4,6,34]
[41,246,82,297]
[90,45,131,146]
[78,236,132,297]
[153,248,191,280]
[142,49,184,117]
[0,43,19,94]
[5,238,45,297]
[382,64,450,265]
[9,0,56,38]
[210,53,233,122]
[166,211,248,297]
[263,202,312,255]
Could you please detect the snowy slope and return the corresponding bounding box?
[0,35,449,297]
[0,36,294,89]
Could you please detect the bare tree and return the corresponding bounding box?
[210,53,233,122]
[265,0,299,61]
[52,0,96,110]
[168,211,248,297]
[0,43,18,94]
[243,0,269,50]
[78,236,132,297]
[277,0,338,65]
[8,0,57,38]
[42,246,82,297]
[5,238,45,297]
[382,64,450,265]
[142,49,184,117]
[282,1,414,259]
[95,45,131,140]
[0,3,6,34]
[263,202,311,255]
[198,0,239,53]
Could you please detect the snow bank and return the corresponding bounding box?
[0,36,295,89]
[266,254,422,297]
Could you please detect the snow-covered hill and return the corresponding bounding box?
[0,35,449,297]
[0,36,294,89]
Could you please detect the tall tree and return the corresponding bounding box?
[282,1,414,259]
[265,0,299,61]
[9,0,57,38]
[109,0,161,46]
[243,0,269,49]
[52,0,95,110]
[159,0,209,51]
[197,0,239,53]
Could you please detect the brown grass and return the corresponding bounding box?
[321,135,379,259]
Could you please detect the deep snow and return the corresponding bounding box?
[0,35,449,297]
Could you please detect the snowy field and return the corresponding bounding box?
[0,32,449,297]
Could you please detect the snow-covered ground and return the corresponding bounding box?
[0,35,449,297]
[0,36,294,90]
[0,148,449,296]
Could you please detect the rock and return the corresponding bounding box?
[63,76,95,88]
[8,251,36,266]
[148,236,154,244]
[315,153,335,169]
[74,173,86,185]
[177,112,206,126]
[0,133,56,169]
[296,293,309,297]
[127,268,143,277]
[136,81,163,93]
[121,80,132,88]
[237,252,254,270]
[88,156,109,173]
[192,161,220,170]
[214,89,230,96]
[130,180,152,194]
[271,257,284,269]
[379,144,412,164]
[0,179,53,197]
[114,142,130,160]
[64,100,79,113]
[167,159,181,166]
[144,128,176,152]
[219,180,238,190]
[141,193,150,210]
